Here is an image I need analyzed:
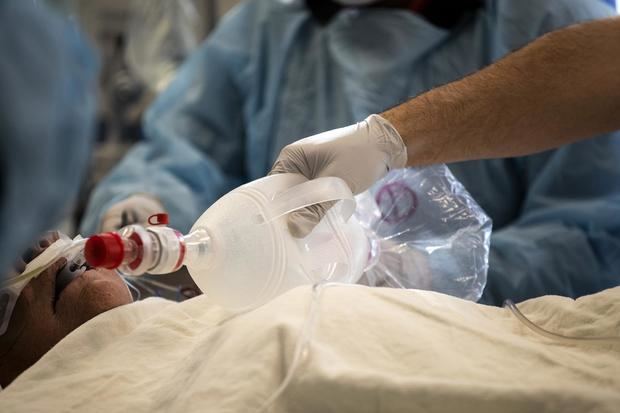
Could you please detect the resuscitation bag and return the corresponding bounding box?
[186,165,491,308]
[84,166,492,310]
[186,173,369,310]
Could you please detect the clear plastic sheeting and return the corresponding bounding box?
[356,165,492,301]
[125,0,201,92]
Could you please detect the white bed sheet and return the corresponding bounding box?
[0,285,619,412]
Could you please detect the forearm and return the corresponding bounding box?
[382,17,620,166]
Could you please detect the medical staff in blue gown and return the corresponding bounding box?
[0,0,98,277]
[81,0,620,305]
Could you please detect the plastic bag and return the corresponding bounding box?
[355,165,492,301]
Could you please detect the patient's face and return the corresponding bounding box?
[0,235,132,387]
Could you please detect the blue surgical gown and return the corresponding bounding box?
[0,0,98,276]
[81,0,620,305]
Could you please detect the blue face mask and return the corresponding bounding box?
[0,0,99,278]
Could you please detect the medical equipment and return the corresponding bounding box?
[84,167,491,310]
[55,250,92,298]
[0,235,86,335]
[85,174,369,311]
[355,166,491,301]
[1,165,488,335]
[504,300,620,346]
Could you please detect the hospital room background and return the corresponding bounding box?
[52,0,620,301]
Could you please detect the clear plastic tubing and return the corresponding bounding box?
[504,299,620,346]
[254,282,329,413]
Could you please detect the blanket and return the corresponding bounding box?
[1,285,619,412]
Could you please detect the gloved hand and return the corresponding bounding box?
[269,114,407,237]
[100,194,166,232]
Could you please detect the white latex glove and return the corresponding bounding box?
[270,114,407,237]
[100,194,166,232]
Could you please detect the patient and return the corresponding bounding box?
[0,233,132,388]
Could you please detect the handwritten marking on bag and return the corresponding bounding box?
[375,182,418,224]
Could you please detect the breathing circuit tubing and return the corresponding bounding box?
[503,299,620,346]
[254,282,328,413]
